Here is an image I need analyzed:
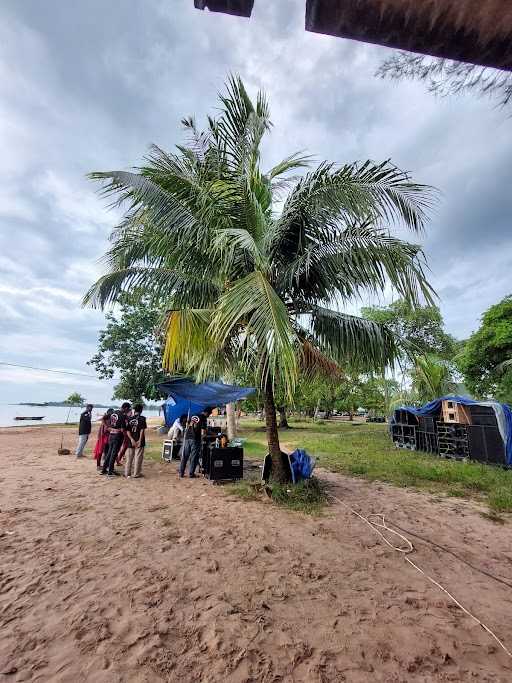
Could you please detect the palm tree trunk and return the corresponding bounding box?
[226,402,237,440]
[277,406,289,429]
[382,368,390,416]
[314,399,321,420]
[263,376,286,482]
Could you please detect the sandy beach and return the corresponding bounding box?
[1,425,512,682]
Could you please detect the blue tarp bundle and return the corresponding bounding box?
[157,378,255,427]
[289,449,316,483]
[393,395,512,466]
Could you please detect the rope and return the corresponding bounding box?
[385,518,512,591]
[328,493,512,659]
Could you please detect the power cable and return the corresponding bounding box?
[0,361,98,379]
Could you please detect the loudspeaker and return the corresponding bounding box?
[466,405,498,428]
[393,409,418,426]
[418,416,435,433]
[162,440,182,461]
[485,427,506,465]
[467,426,486,463]
[416,430,438,453]
[205,447,244,481]
[467,425,506,465]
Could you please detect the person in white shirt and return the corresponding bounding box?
[168,414,187,440]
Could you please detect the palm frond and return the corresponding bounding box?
[211,271,298,397]
[162,309,213,373]
[306,305,401,370]
[283,221,435,308]
[88,169,199,239]
[299,339,344,380]
[214,75,272,171]
[271,161,437,266]
[412,355,456,401]
[83,267,219,309]
[267,152,312,180]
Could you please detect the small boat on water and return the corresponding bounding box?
[14,416,45,421]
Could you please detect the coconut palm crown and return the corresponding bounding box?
[85,76,435,477]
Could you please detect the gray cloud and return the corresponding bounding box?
[1,0,510,402]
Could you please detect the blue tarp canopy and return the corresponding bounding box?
[393,395,512,466]
[157,378,255,427]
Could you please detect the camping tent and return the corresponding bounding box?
[393,395,512,466]
[157,378,255,427]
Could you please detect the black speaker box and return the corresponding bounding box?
[467,426,486,463]
[416,430,438,453]
[467,425,506,465]
[485,427,506,465]
[466,405,498,428]
[418,416,436,433]
[393,409,418,426]
[205,447,244,481]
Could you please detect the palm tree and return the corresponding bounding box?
[412,355,456,402]
[85,76,435,481]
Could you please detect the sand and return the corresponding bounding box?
[1,425,512,682]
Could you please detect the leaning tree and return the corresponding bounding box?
[85,76,435,481]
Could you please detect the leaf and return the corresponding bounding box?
[211,271,298,398]
[306,305,401,371]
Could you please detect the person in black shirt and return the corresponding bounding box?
[101,402,131,477]
[179,407,212,478]
[75,404,93,458]
[125,404,147,478]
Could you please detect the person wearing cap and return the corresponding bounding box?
[75,403,94,458]
[179,407,212,478]
[125,403,147,479]
[101,402,131,477]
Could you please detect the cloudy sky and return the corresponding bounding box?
[1,0,511,404]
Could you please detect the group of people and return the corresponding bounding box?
[168,407,213,478]
[75,402,147,479]
[75,402,215,480]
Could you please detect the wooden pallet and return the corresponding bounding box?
[441,400,472,425]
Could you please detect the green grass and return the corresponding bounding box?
[237,418,512,514]
[227,477,327,515]
[144,439,165,462]
[140,419,512,515]
[228,480,262,502]
[269,477,327,514]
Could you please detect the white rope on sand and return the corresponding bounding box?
[328,493,512,659]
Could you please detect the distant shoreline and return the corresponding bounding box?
[15,403,162,409]
[1,422,79,430]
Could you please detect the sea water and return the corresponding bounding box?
[0,405,161,428]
